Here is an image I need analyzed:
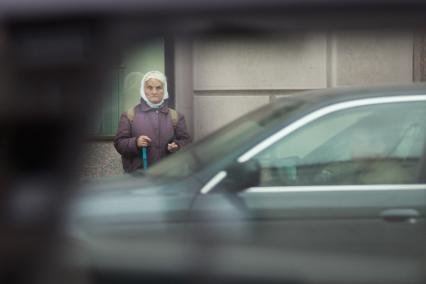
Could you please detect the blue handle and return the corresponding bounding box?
[140,147,148,169]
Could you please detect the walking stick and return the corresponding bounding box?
[140,147,148,169]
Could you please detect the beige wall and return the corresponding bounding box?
[174,37,195,137]
[194,94,270,139]
[193,33,328,90]
[331,31,413,86]
[182,30,414,141]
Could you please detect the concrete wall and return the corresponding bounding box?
[186,30,413,140]
[193,33,327,90]
[331,31,413,86]
[174,37,195,137]
[81,141,123,178]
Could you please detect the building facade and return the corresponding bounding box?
[82,30,425,178]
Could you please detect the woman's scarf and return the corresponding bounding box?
[140,71,169,109]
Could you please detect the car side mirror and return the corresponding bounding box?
[223,160,260,193]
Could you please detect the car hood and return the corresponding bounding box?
[66,174,198,234]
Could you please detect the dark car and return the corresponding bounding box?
[68,85,426,284]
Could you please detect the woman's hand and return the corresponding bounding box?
[167,142,179,153]
[137,135,152,147]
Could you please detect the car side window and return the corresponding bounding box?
[253,101,426,186]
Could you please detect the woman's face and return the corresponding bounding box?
[144,79,164,104]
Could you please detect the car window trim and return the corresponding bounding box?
[200,171,227,194]
[244,184,426,193]
[237,95,426,163]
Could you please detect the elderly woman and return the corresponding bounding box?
[114,71,191,173]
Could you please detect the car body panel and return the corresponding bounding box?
[67,85,426,284]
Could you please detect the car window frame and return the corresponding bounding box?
[200,94,426,195]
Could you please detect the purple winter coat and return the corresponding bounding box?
[114,100,191,172]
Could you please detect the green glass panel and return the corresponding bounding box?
[92,38,165,137]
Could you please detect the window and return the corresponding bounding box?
[90,39,166,137]
[253,100,426,186]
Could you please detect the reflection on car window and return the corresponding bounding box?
[254,101,426,186]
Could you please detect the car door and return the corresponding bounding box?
[190,95,426,259]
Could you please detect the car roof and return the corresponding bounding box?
[275,83,426,108]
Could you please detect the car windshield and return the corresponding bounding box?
[145,97,304,178]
